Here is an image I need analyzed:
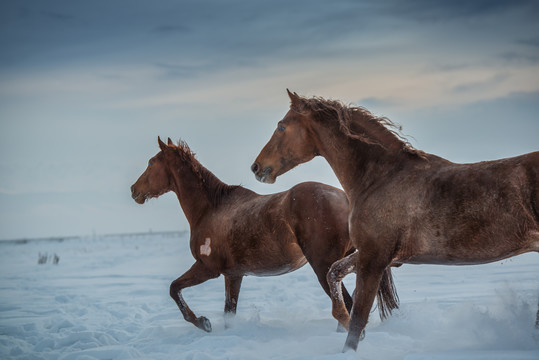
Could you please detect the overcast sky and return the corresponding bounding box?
[1,0,538,240]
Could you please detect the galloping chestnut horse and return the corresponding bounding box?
[251,90,539,351]
[131,137,399,332]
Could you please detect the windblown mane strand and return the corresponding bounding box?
[175,141,239,207]
[295,96,422,157]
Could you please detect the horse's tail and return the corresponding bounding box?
[376,268,399,320]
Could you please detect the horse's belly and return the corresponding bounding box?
[243,245,308,276]
[396,242,533,265]
[245,258,307,276]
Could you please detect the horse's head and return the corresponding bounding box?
[131,137,174,204]
[251,90,318,184]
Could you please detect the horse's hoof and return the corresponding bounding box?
[342,329,366,352]
[359,329,365,341]
[224,314,235,329]
[197,316,212,332]
[342,341,357,353]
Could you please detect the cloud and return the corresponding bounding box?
[40,10,75,22]
[397,90,539,163]
[518,36,539,48]
[499,52,539,65]
[1,0,538,239]
[376,0,535,23]
[451,73,510,93]
[152,62,201,79]
[355,97,399,110]
[151,25,190,34]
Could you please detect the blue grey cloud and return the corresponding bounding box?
[2,0,537,72]
[518,36,539,48]
[40,10,75,22]
[376,0,535,22]
[152,25,190,34]
[1,0,538,240]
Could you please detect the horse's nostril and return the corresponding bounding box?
[251,162,259,174]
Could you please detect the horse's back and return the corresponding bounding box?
[393,151,539,264]
[521,151,539,250]
[520,151,539,226]
[287,182,349,221]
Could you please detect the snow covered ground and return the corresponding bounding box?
[0,232,537,360]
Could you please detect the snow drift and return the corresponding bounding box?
[0,232,537,359]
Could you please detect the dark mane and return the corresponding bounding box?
[292,95,423,157]
[174,141,240,207]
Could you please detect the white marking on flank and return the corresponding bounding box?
[200,238,212,256]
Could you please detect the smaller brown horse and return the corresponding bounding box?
[131,137,398,332]
[252,90,539,351]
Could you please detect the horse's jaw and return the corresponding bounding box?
[132,193,147,204]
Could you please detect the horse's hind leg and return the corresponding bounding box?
[327,251,358,331]
[309,255,353,332]
[224,275,243,328]
[170,261,220,332]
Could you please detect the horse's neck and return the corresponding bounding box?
[315,123,401,197]
[168,157,213,226]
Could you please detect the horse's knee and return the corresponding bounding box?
[169,280,181,301]
[327,258,352,285]
[330,251,357,277]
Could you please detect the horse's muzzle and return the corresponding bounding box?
[131,185,145,204]
[251,163,275,184]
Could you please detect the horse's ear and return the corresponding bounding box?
[158,137,167,151]
[287,89,302,110]
[167,137,174,146]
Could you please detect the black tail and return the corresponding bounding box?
[376,268,399,320]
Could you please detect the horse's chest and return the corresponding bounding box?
[351,199,409,235]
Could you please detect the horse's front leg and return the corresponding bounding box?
[343,249,389,352]
[327,251,358,331]
[224,275,243,328]
[170,261,220,332]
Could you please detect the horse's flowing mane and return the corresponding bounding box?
[173,141,240,207]
[292,95,423,157]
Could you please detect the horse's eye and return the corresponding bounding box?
[277,125,286,132]
[148,161,153,166]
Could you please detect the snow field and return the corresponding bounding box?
[0,232,537,359]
